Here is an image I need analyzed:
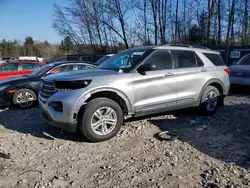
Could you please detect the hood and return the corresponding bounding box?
[229,65,250,72]
[0,76,29,85]
[45,68,119,81]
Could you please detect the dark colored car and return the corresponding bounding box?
[0,61,96,108]
[0,60,46,81]
[96,54,114,66]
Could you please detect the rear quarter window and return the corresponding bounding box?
[203,53,225,66]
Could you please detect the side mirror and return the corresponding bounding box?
[138,63,156,72]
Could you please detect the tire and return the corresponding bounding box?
[12,89,37,109]
[199,86,220,116]
[79,97,123,142]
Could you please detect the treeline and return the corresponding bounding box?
[0,36,76,60]
[53,0,250,53]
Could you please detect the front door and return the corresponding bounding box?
[133,49,178,113]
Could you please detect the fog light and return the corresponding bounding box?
[49,102,63,112]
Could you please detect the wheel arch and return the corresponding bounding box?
[73,88,133,122]
[199,79,225,105]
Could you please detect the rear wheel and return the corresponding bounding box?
[13,89,37,108]
[199,86,220,116]
[79,97,123,142]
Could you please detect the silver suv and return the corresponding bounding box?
[39,45,230,142]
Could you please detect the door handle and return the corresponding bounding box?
[201,68,207,72]
[165,72,174,77]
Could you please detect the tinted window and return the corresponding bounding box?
[143,50,173,70]
[76,64,95,70]
[175,51,197,68]
[238,55,250,65]
[0,63,18,72]
[22,63,39,70]
[49,65,74,74]
[203,53,225,66]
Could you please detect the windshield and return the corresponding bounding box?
[98,47,153,71]
[29,64,54,76]
[96,56,110,66]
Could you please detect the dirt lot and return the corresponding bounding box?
[0,93,250,188]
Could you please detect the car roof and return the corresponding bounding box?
[154,45,219,54]
[0,60,43,66]
[49,61,97,66]
[128,45,218,54]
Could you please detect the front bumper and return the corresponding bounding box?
[38,88,88,132]
[40,107,77,132]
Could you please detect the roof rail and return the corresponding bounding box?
[161,44,210,50]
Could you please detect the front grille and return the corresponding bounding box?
[40,80,57,98]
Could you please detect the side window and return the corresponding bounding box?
[175,51,197,68]
[203,53,225,66]
[22,63,39,70]
[76,64,95,70]
[49,65,74,74]
[0,63,18,72]
[143,50,173,71]
[59,65,74,72]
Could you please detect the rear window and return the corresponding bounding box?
[237,55,250,65]
[203,53,225,66]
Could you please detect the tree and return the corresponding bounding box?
[59,36,74,53]
[189,24,203,44]
[226,0,236,45]
[217,0,221,46]
[242,0,249,45]
[175,0,179,43]
[24,36,34,56]
[207,0,215,44]
[103,0,130,49]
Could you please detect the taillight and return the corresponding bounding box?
[224,68,231,76]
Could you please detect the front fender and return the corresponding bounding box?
[70,87,133,119]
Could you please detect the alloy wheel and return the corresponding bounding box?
[16,91,34,108]
[90,107,118,136]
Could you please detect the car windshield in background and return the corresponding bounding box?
[29,64,54,76]
[96,56,110,66]
[237,55,250,65]
[98,47,153,71]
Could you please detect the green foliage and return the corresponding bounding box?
[0,38,63,60]
[59,36,74,53]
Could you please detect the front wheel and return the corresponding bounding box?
[12,89,37,108]
[79,97,123,142]
[199,86,220,116]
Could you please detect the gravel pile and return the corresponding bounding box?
[0,94,249,187]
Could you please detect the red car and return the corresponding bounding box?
[0,60,46,81]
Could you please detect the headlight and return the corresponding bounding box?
[54,80,91,90]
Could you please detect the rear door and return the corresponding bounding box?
[0,63,19,80]
[173,50,205,107]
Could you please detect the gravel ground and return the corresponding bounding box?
[0,93,250,188]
